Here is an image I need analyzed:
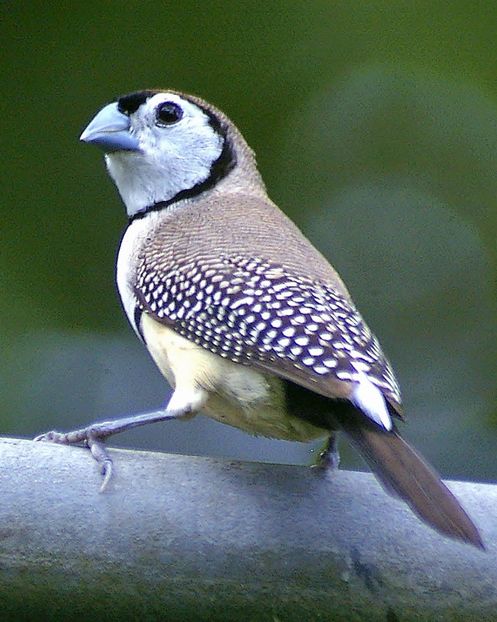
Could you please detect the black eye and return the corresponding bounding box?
[156,101,183,126]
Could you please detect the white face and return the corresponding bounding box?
[106,93,224,218]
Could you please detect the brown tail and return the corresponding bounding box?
[338,417,484,549]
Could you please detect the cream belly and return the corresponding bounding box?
[140,313,326,442]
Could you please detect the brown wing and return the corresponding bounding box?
[135,252,403,418]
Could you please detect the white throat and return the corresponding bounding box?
[105,139,223,218]
[105,93,225,218]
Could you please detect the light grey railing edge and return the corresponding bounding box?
[0,436,495,622]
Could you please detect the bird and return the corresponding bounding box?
[36,88,483,548]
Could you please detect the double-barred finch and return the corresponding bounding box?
[37,89,482,548]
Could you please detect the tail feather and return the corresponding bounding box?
[339,418,484,549]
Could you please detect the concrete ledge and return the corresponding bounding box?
[0,437,495,621]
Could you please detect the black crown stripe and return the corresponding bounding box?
[117,90,158,115]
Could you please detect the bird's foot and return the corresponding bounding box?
[34,399,197,491]
[35,423,116,491]
[312,433,340,472]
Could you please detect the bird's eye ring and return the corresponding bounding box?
[156,101,183,126]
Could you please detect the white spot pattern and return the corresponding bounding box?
[136,254,401,406]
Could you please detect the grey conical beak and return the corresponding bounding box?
[80,102,140,152]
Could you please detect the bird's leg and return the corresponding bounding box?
[312,433,340,471]
[34,386,207,491]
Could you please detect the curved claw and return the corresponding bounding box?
[87,435,114,492]
[99,459,113,493]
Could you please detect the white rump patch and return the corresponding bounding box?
[351,373,392,431]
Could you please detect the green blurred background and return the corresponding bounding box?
[2,1,496,480]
